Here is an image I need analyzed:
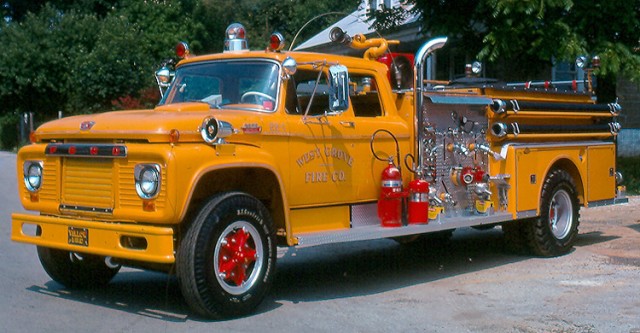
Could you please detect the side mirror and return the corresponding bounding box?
[281,56,297,80]
[328,65,349,113]
[155,65,175,98]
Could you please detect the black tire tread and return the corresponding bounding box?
[525,169,580,257]
[37,247,120,289]
[176,191,276,319]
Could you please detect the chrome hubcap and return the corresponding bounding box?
[549,189,573,239]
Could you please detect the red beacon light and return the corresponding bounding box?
[224,23,248,52]
[175,41,191,59]
[268,32,285,52]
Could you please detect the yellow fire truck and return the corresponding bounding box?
[12,23,627,318]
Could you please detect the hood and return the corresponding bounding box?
[34,103,264,144]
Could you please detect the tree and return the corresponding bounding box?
[382,0,640,86]
[190,0,360,53]
[0,0,196,120]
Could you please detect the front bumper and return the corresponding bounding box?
[12,213,175,264]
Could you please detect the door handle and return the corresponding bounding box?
[339,121,355,128]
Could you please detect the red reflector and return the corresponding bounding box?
[169,129,180,144]
[49,146,57,154]
[112,147,121,156]
[29,131,36,143]
[68,146,77,155]
[143,200,156,212]
[90,146,98,155]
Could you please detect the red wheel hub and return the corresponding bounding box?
[218,228,257,287]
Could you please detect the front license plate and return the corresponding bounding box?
[68,227,88,246]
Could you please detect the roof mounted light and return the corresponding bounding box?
[225,23,248,52]
[176,42,191,59]
[268,32,285,52]
[471,61,482,75]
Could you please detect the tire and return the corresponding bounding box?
[37,247,120,289]
[176,192,277,319]
[525,169,580,257]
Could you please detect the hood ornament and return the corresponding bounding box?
[80,121,95,131]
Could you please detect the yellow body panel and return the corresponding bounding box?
[12,213,175,263]
[12,44,623,262]
[586,145,616,203]
[290,206,351,234]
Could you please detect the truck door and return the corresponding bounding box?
[285,69,356,208]
[284,68,409,208]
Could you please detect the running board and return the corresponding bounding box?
[295,212,515,248]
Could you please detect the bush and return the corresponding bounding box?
[0,113,19,150]
[617,156,640,195]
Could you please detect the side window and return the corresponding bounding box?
[287,70,330,116]
[349,74,382,117]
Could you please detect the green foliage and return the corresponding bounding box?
[0,0,196,122]
[399,0,640,83]
[0,0,360,132]
[617,156,640,195]
[191,0,360,53]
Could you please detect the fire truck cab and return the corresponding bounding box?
[11,23,627,318]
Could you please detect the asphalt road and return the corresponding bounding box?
[1,150,639,332]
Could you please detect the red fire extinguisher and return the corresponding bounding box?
[378,158,404,227]
[408,178,429,224]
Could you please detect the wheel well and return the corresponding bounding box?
[184,167,286,242]
[549,158,585,206]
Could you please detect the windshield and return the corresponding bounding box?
[160,60,280,112]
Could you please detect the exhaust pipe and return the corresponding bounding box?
[105,256,121,269]
[415,37,448,174]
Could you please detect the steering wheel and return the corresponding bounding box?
[240,91,276,104]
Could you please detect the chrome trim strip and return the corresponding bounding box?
[60,204,113,214]
[516,209,538,219]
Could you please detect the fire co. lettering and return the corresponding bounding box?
[296,147,353,168]
[305,170,347,183]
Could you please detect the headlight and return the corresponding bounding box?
[23,161,43,192]
[134,164,161,199]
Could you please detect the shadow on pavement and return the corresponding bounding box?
[24,226,621,321]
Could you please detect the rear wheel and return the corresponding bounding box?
[526,169,580,256]
[177,192,276,319]
[37,247,120,289]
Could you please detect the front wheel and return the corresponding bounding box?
[526,169,580,257]
[177,192,277,319]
